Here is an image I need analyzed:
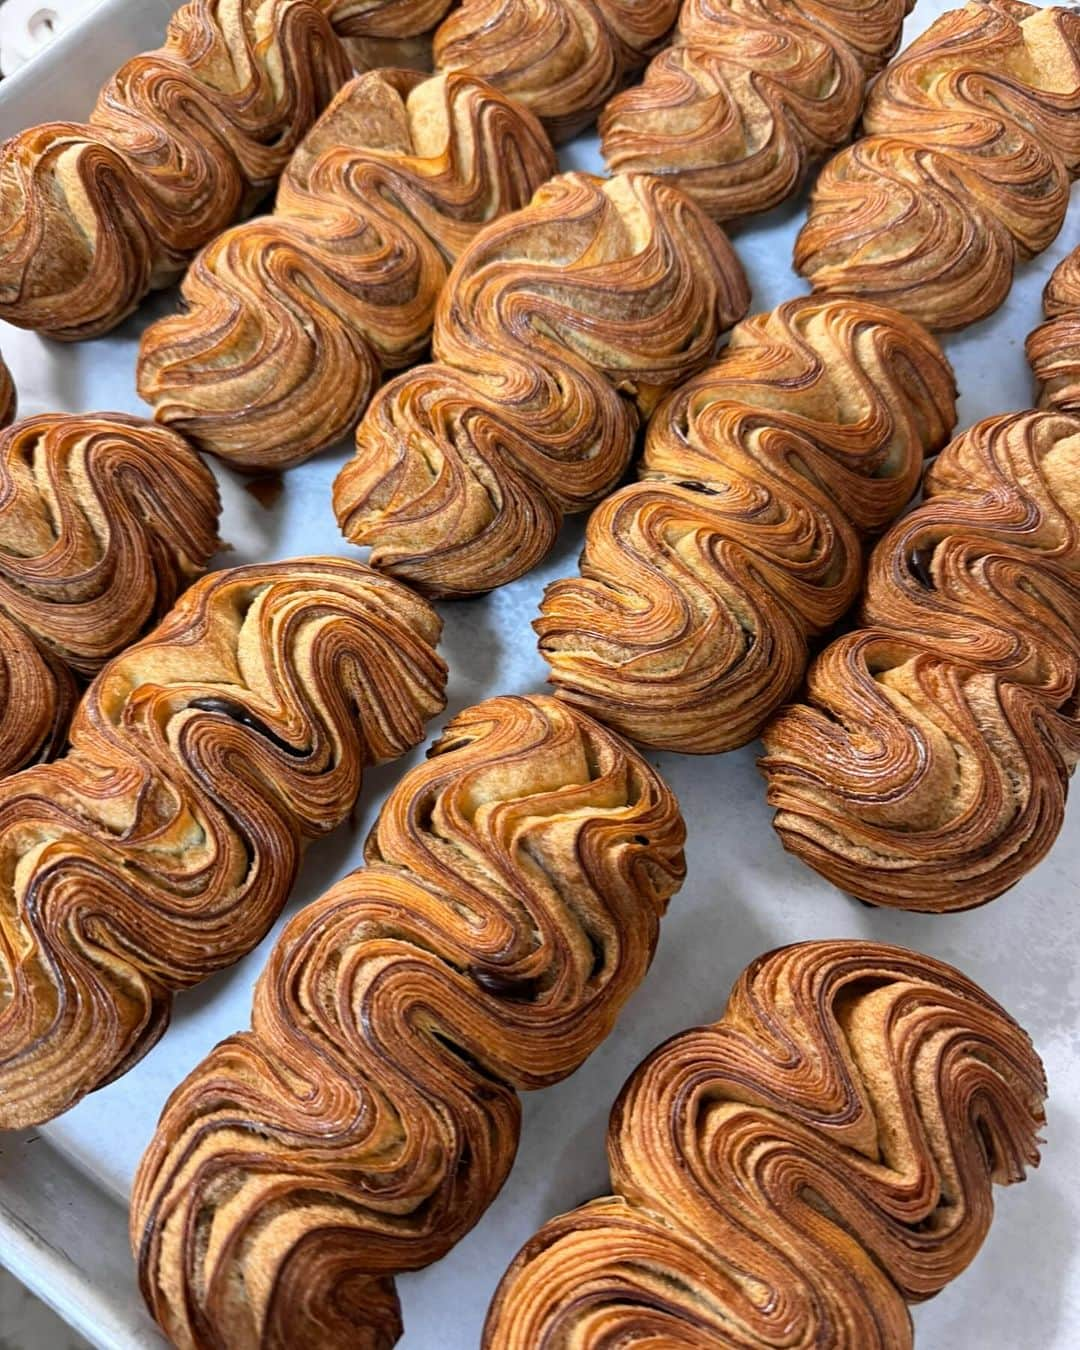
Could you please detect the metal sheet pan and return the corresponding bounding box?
[1,2,1077,1344]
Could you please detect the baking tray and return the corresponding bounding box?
[0,1,1077,1345]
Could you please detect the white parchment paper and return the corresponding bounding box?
[0,1,1077,1345]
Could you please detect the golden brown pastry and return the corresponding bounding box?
[136,71,555,472]
[761,409,1080,911]
[333,171,750,597]
[536,297,957,753]
[0,413,221,779]
[434,0,681,141]
[131,693,685,1350]
[795,2,1080,331]
[1027,246,1080,417]
[601,0,912,221]
[0,353,14,428]
[0,558,446,1130]
[0,0,462,339]
[485,940,1047,1349]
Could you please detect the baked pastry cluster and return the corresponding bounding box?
[0,558,446,1129]
[131,694,685,1349]
[1027,245,1080,417]
[0,414,220,780]
[434,0,681,140]
[334,171,750,597]
[485,940,1047,1348]
[0,0,364,338]
[137,71,554,471]
[601,0,911,221]
[537,296,957,753]
[796,1,1080,330]
[762,408,1080,911]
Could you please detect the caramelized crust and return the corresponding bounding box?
[484,941,1046,1349]
[601,0,911,221]
[537,297,956,753]
[434,0,681,141]
[333,171,749,597]
[0,354,13,428]
[0,413,220,779]
[136,71,554,471]
[0,558,446,1128]
[131,694,685,1350]
[761,409,1080,911]
[1027,245,1080,417]
[795,1,1080,330]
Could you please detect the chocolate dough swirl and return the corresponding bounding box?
[601,0,912,221]
[136,71,555,471]
[536,296,957,753]
[0,557,446,1129]
[131,694,685,1349]
[333,171,750,597]
[795,1,1080,331]
[761,409,1080,911]
[0,413,220,781]
[484,940,1047,1349]
[1027,245,1080,418]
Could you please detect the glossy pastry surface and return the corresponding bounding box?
[601,0,912,221]
[137,71,554,471]
[0,558,446,1129]
[795,2,1080,330]
[1027,246,1080,417]
[132,694,685,1350]
[762,409,1080,910]
[484,940,1047,1348]
[537,296,957,752]
[333,170,750,597]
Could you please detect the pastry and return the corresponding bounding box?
[536,296,957,753]
[333,171,750,597]
[433,0,681,141]
[485,940,1047,1349]
[131,694,685,1349]
[0,558,446,1129]
[0,0,472,339]
[761,408,1080,911]
[795,2,1080,330]
[601,0,911,221]
[1027,245,1080,417]
[0,353,13,428]
[0,413,220,778]
[136,71,555,471]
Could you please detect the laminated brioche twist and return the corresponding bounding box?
[136,70,555,471]
[433,0,682,140]
[536,297,957,754]
[0,414,221,781]
[0,0,365,339]
[333,171,750,597]
[795,1,1080,331]
[0,557,446,1130]
[761,409,1080,911]
[131,693,686,1350]
[0,354,13,428]
[600,0,912,222]
[1027,245,1080,417]
[484,940,1047,1349]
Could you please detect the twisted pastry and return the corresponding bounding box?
[0,353,13,428]
[333,171,750,598]
[795,1,1080,331]
[1027,245,1080,417]
[761,409,1080,911]
[132,693,685,1350]
[0,0,462,339]
[0,557,446,1129]
[485,940,1047,1349]
[433,0,681,141]
[600,0,912,222]
[0,413,221,780]
[536,296,957,754]
[136,70,555,472]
